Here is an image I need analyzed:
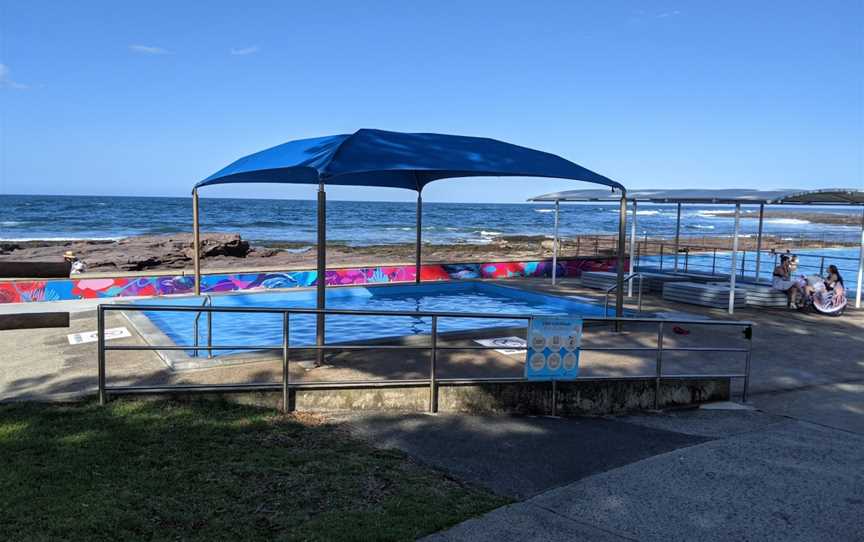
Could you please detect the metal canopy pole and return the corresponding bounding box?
[192,188,201,296]
[856,207,864,309]
[316,182,326,365]
[615,194,627,318]
[673,202,682,272]
[552,200,560,285]
[628,200,637,297]
[754,203,765,282]
[415,192,422,284]
[728,203,741,315]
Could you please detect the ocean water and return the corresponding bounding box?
[1,194,861,246]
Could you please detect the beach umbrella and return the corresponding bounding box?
[196,129,627,363]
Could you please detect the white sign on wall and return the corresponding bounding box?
[525,316,582,380]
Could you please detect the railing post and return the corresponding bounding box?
[684,250,689,272]
[659,243,664,270]
[740,250,746,278]
[819,256,825,276]
[742,324,753,403]
[206,310,213,359]
[98,305,107,406]
[654,321,664,410]
[282,312,290,413]
[637,275,644,314]
[193,313,199,358]
[712,248,717,275]
[429,316,438,413]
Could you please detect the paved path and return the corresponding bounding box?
[335,408,864,541]
[425,417,864,541]
[337,412,711,499]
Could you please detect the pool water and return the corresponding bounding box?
[135,282,609,356]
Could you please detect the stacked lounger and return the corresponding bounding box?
[635,272,692,293]
[662,282,747,309]
[582,270,691,294]
[728,283,789,308]
[581,271,648,294]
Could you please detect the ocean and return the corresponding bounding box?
[1,194,862,246]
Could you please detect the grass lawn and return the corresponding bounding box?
[0,400,508,541]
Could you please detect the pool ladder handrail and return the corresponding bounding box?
[604,273,644,315]
[192,294,213,358]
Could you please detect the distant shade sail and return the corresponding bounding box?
[529,188,864,205]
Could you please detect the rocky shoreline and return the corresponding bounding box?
[0,233,555,273]
[0,231,856,275]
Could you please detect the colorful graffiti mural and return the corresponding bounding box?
[0,257,623,304]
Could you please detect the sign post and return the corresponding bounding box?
[525,316,583,415]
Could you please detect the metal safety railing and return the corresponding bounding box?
[192,294,212,359]
[97,303,754,414]
[604,273,644,315]
[640,243,860,282]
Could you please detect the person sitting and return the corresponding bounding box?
[824,265,845,296]
[772,255,801,308]
[804,264,849,315]
[64,251,87,275]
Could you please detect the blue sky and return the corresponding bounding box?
[1,1,861,203]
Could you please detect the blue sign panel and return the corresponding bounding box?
[525,316,583,380]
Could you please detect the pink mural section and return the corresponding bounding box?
[0,257,623,304]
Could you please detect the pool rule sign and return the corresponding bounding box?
[525,316,583,380]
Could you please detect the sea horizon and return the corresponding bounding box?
[2,193,861,246]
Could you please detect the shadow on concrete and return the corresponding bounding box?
[336,412,710,499]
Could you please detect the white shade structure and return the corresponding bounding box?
[530,188,864,313]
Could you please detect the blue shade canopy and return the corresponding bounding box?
[197,129,624,192]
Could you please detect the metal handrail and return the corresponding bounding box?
[642,247,860,284]
[192,295,212,359]
[97,303,754,414]
[604,273,644,315]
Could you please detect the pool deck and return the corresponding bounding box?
[1,277,862,432]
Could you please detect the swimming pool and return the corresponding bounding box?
[132,282,609,357]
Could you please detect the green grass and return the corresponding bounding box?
[0,400,508,541]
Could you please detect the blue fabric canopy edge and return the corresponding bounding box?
[197,128,624,192]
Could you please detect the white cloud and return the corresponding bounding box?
[656,10,682,18]
[230,46,260,56]
[130,44,171,55]
[0,63,29,89]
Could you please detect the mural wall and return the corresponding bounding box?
[0,257,622,304]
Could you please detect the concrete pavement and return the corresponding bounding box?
[423,415,864,541]
[336,412,710,499]
[330,406,864,540]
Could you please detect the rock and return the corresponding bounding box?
[0,242,20,255]
[0,233,251,272]
[248,247,280,258]
[540,239,556,251]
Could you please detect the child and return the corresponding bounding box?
[824,265,845,295]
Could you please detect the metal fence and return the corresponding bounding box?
[98,304,754,414]
[637,244,860,282]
